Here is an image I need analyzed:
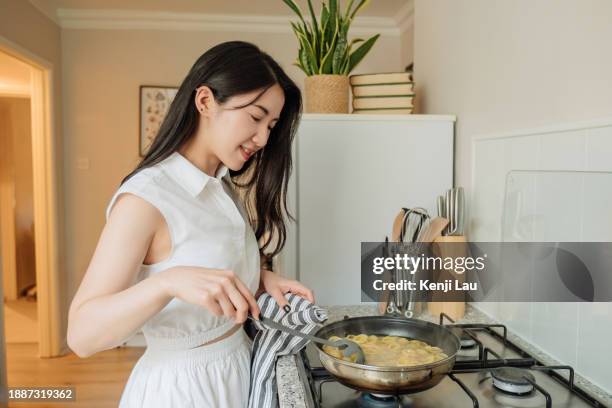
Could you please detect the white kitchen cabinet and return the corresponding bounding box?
[276,114,455,305]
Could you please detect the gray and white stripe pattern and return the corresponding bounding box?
[248,293,327,408]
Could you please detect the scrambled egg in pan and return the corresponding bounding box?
[322,334,448,366]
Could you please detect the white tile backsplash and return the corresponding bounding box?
[533,172,584,241]
[474,301,500,319]
[470,139,507,241]
[531,302,579,367]
[504,134,540,172]
[581,173,612,241]
[576,302,612,391]
[472,117,612,394]
[586,126,612,172]
[503,171,537,241]
[539,129,587,170]
[498,302,533,341]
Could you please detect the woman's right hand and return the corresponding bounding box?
[154,266,260,323]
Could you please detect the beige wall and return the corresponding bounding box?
[61,28,402,301]
[0,0,65,348]
[413,0,612,190]
[400,24,414,70]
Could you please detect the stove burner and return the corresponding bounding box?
[357,393,411,407]
[491,367,536,395]
[451,327,477,349]
[460,336,477,348]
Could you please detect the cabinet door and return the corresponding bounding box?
[289,115,454,305]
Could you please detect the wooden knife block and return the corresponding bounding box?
[427,235,467,321]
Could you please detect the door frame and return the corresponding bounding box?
[0,36,62,357]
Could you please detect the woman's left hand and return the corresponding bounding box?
[256,269,315,311]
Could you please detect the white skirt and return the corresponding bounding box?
[119,328,252,408]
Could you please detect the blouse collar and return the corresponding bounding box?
[162,151,229,196]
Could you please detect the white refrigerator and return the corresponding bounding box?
[276,114,455,305]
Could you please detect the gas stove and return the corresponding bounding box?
[295,313,607,408]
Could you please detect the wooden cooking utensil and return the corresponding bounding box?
[428,234,467,320]
[417,217,449,243]
[391,208,406,242]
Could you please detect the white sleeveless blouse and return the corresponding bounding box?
[105,151,261,350]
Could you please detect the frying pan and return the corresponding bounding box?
[313,316,460,395]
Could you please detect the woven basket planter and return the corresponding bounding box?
[304,74,349,113]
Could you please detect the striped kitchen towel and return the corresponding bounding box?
[248,293,328,408]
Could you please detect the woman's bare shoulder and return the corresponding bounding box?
[107,192,163,237]
[105,166,165,222]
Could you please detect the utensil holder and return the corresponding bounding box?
[427,235,467,321]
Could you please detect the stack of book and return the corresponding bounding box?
[349,72,414,114]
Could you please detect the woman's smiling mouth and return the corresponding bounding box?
[240,145,254,160]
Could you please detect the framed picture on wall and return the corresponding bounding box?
[139,85,178,156]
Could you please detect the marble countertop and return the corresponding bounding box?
[276,304,612,408]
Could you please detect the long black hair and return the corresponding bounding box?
[123,41,302,259]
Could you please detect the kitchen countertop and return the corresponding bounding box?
[276,304,612,408]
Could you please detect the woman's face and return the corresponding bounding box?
[197,84,285,172]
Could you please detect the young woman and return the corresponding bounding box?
[67,41,314,407]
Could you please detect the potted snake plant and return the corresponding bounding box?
[283,0,380,113]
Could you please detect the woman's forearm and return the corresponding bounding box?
[67,273,172,357]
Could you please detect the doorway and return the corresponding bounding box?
[0,69,38,344]
[0,40,62,359]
